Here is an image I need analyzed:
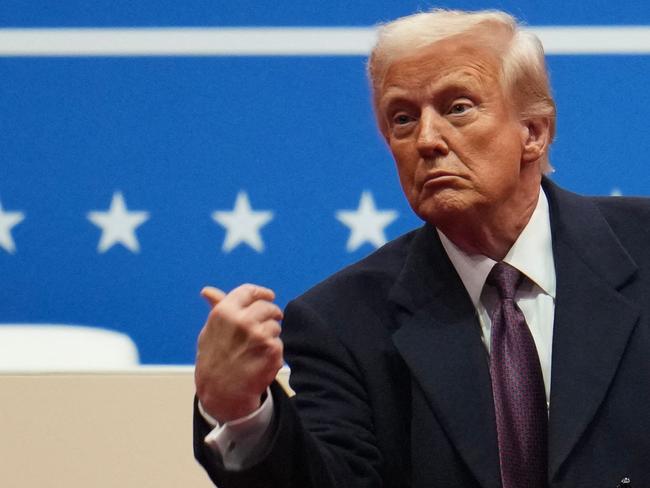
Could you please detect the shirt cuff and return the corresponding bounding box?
[199,388,274,471]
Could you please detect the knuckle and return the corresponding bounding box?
[214,299,233,316]
[214,302,244,326]
[236,308,254,327]
[241,283,258,297]
[250,329,267,344]
[257,303,273,319]
[269,321,281,336]
[261,303,280,321]
[209,300,230,321]
[262,336,276,349]
[272,351,284,371]
[267,338,283,358]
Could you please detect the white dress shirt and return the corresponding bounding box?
[202,188,557,469]
[437,189,556,401]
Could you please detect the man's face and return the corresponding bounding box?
[377,35,531,228]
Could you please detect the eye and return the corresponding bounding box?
[447,99,474,115]
[393,113,413,125]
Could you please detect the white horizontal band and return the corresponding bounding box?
[0,27,377,56]
[0,26,649,56]
[532,26,650,54]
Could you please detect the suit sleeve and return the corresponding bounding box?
[193,297,384,488]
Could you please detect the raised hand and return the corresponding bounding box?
[195,284,284,423]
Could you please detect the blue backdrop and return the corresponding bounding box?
[2,1,650,364]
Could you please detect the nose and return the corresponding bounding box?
[416,107,449,158]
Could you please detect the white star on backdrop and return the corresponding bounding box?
[336,191,398,252]
[212,191,274,253]
[87,192,150,253]
[0,201,25,254]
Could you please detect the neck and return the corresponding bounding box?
[437,178,541,261]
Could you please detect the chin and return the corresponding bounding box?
[413,194,471,228]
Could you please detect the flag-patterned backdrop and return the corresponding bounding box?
[2,1,650,364]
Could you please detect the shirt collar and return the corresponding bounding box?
[438,188,556,308]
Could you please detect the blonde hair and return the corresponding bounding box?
[368,9,556,173]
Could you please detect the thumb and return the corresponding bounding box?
[200,286,227,307]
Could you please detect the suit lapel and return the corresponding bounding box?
[390,225,501,488]
[544,181,640,480]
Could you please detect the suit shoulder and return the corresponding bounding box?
[591,195,650,213]
[590,196,650,257]
[591,196,650,232]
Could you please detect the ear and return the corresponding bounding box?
[520,117,550,164]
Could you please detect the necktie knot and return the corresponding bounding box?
[487,262,523,300]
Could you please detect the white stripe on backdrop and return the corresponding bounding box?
[0,26,650,56]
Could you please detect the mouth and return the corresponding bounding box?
[421,172,461,189]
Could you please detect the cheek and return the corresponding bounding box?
[389,138,417,172]
[465,126,503,158]
[463,125,523,175]
[390,143,418,193]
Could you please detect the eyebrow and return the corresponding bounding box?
[379,89,410,112]
[379,79,482,114]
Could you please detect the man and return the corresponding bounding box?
[194,9,650,488]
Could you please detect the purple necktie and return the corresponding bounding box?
[488,262,547,488]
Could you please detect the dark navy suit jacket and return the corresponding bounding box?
[195,180,650,488]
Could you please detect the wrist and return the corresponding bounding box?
[202,393,264,424]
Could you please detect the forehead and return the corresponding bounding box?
[379,35,504,103]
